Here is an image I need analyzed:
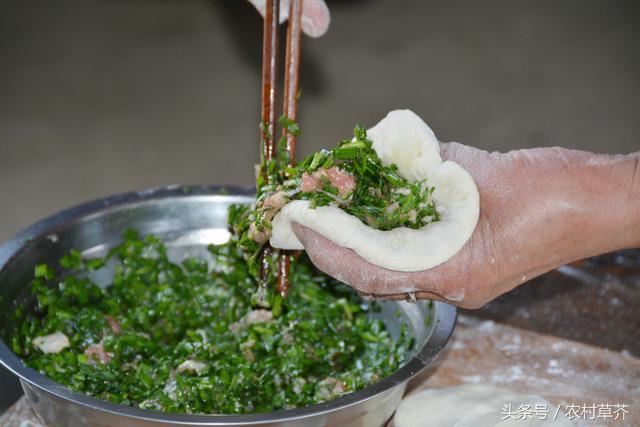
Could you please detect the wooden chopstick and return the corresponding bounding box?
[281,0,303,161]
[259,0,280,291]
[260,0,280,168]
[277,0,303,297]
[259,0,302,296]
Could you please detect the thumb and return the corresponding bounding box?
[291,223,440,296]
[291,222,358,285]
[291,223,476,306]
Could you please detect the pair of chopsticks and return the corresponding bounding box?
[260,0,303,296]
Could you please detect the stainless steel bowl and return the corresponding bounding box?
[0,185,456,427]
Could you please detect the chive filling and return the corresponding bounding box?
[12,230,415,414]
[244,124,439,262]
[10,122,431,414]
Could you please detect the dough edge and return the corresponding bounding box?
[270,109,480,272]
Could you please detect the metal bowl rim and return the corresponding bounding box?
[0,184,457,425]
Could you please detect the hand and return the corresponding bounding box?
[292,144,640,308]
[248,0,330,38]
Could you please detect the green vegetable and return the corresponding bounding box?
[243,124,440,272]
[12,119,423,415]
[296,125,439,229]
[12,231,413,414]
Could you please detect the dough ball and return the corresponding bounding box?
[394,385,573,427]
[271,109,480,272]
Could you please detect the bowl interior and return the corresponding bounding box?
[0,186,454,425]
[0,190,434,349]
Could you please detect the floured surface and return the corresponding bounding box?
[388,315,639,426]
[395,384,572,427]
[271,110,480,271]
[0,397,44,427]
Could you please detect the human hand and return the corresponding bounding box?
[247,0,330,38]
[292,144,640,308]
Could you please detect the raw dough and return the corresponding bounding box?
[270,109,479,272]
[394,385,574,427]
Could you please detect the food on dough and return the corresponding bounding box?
[395,384,573,427]
[267,109,479,271]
